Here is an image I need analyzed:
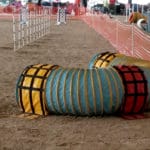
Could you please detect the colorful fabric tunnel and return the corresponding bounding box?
[45,67,124,116]
[16,63,150,116]
[16,65,124,116]
[16,64,59,115]
[88,51,150,69]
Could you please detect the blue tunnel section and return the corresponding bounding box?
[45,67,124,116]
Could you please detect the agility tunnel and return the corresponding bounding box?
[16,64,59,115]
[128,12,147,24]
[16,65,124,116]
[88,51,150,69]
[16,62,150,116]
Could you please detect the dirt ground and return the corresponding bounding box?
[0,17,150,150]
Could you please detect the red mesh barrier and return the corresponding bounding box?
[0,6,4,13]
[133,26,150,60]
[103,17,117,46]
[82,13,150,61]
[117,22,132,56]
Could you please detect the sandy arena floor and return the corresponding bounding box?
[0,18,150,150]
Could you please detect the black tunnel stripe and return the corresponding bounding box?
[20,74,47,79]
[137,69,148,112]
[127,67,138,113]
[18,86,44,91]
[18,66,32,112]
[29,65,44,114]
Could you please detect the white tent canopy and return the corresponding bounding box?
[117,0,128,4]
[118,0,150,5]
[60,0,75,3]
[132,0,150,5]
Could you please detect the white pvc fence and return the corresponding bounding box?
[13,7,51,51]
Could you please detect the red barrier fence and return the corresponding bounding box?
[82,13,150,61]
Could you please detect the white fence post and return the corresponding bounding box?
[131,23,134,56]
[29,12,31,42]
[13,7,51,51]
[116,18,118,51]
[13,13,16,51]
[18,14,21,49]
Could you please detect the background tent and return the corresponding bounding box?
[132,0,150,5]
[117,0,128,4]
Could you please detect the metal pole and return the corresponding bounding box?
[44,8,46,35]
[141,5,144,14]
[26,10,29,45]
[49,8,51,34]
[131,23,134,56]
[29,11,32,42]
[125,4,128,22]
[38,9,40,38]
[137,4,139,12]
[34,9,36,41]
[147,11,150,32]
[42,9,44,36]
[18,13,21,49]
[12,13,16,51]
[116,18,118,50]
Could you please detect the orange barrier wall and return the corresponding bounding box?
[82,13,150,61]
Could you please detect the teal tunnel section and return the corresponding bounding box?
[140,67,150,110]
[45,67,124,116]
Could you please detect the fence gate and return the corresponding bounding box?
[13,7,51,51]
[57,7,66,25]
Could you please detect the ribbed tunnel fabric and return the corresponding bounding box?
[45,67,124,115]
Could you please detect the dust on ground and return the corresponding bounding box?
[0,18,150,150]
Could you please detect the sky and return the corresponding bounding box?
[132,0,150,5]
[118,0,150,5]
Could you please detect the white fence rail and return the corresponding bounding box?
[13,7,50,51]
